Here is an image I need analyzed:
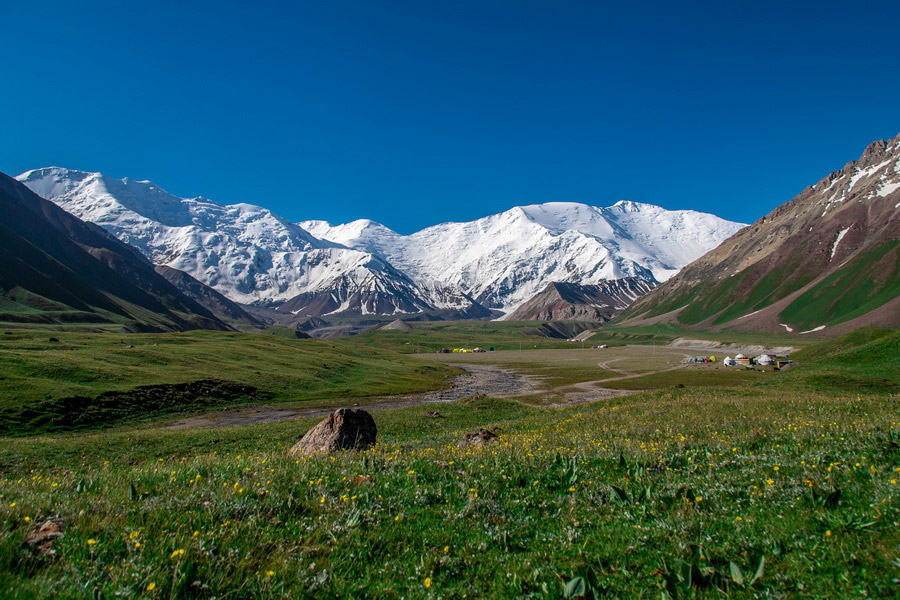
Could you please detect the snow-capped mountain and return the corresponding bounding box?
[16,168,437,315]
[18,167,745,318]
[302,201,745,312]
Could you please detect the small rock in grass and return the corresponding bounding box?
[288,408,376,456]
[459,428,499,447]
[24,518,64,555]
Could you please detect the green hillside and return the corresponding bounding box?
[0,330,457,436]
[778,242,900,331]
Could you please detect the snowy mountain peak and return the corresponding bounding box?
[303,200,745,312]
[611,199,649,212]
[15,168,400,307]
[19,167,745,317]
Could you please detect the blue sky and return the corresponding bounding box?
[2,0,898,233]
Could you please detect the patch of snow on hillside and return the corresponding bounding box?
[848,159,894,192]
[799,325,826,334]
[830,228,850,259]
[877,181,900,197]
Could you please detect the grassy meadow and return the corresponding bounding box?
[419,345,764,393]
[0,330,458,435]
[0,327,897,598]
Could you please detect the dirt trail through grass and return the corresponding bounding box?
[594,357,636,377]
[532,351,694,406]
[166,349,700,429]
[585,352,693,385]
[166,363,541,429]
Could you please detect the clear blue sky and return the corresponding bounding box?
[2,0,898,233]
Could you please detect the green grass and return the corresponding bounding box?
[0,386,896,597]
[0,327,896,598]
[790,327,895,362]
[763,328,900,394]
[593,323,814,349]
[338,320,586,354]
[260,326,309,339]
[596,368,764,390]
[0,330,458,435]
[341,320,813,357]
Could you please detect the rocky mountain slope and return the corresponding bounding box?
[0,172,230,332]
[153,265,266,329]
[18,168,744,318]
[16,168,465,318]
[618,133,900,335]
[302,201,744,312]
[506,278,657,322]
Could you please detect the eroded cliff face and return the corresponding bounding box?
[506,278,657,322]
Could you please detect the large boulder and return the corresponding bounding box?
[289,408,377,456]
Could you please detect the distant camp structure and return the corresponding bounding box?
[687,355,717,363]
[723,353,791,369]
[380,319,413,331]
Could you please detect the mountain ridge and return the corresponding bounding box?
[301,200,744,311]
[17,167,745,317]
[0,172,231,332]
[617,133,900,335]
[505,278,658,322]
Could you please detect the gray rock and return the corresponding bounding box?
[289,408,377,456]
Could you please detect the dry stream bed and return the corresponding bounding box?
[166,345,747,429]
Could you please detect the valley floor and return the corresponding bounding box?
[0,328,897,598]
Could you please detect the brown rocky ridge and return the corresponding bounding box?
[506,278,657,322]
[618,133,900,336]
